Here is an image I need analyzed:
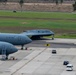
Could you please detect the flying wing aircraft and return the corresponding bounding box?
[0,33,32,50]
[21,29,54,40]
[0,41,18,60]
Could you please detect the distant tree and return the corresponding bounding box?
[19,0,24,12]
[0,0,7,4]
[0,0,7,10]
[0,0,7,2]
[60,0,63,4]
[73,1,76,11]
[4,0,7,2]
[55,0,63,5]
[56,0,58,5]
[0,0,2,2]
[4,0,7,5]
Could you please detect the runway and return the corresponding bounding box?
[26,38,76,48]
[0,38,76,75]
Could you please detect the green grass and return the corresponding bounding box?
[55,34,76,39]
[0,19,76,30]
[46,33,76,39]
[0,11,76,19]
[0,11,76,38]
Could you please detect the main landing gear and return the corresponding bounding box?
[2,54,9,60]
[21,45,24,50]
[52,35,54,40]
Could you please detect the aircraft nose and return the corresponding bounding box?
[23,35,32,44]
[14,48,18,52]
[27,37,32,43]
[11,48,18,53]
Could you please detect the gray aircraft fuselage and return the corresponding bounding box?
[0,33,32,60]
[0,42,18,55]
[0,33,32,46]
[0,41,18,60]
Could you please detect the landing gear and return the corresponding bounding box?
[21,47,23,50]
[2,55,8,60]
[6,55,8,60]
[52,35,54,40]
[21,45,24,50]
[1,49,8,60]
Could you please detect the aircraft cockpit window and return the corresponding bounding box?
[6,36,15,40]
[38,31,40,33]
[44,30,50,33]
[29,30,35,33]
[42,31,44,33]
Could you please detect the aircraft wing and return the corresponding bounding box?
[21,29,54,39]
[21,29,54,36]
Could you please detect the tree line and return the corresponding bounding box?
[0,0,76,11]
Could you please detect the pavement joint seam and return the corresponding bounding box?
[11,48,47,75]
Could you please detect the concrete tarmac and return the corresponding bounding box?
[0,38,76,75]
[26,38,76,48]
